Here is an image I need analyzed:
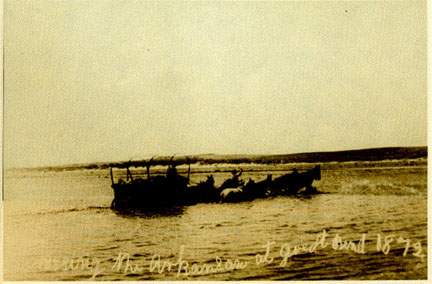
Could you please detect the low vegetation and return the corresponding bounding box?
[28,146,427,172]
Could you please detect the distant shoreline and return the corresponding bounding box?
[12,146,427,172]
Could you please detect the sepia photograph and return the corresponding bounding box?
[2,0,428,281]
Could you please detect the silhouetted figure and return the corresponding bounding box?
[218,169,244,193]
[167,164,178,179]
[230,169,243,185]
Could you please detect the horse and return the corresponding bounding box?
[188,175,217,203]
[218,169,244,193]
[242,174,273,200]
[220,187,244,203]
[220,173,273,203]
[270,165,321,195]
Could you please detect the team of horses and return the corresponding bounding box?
[218,166,321,202]
[110,156,322,209]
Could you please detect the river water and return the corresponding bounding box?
[3,161,427,280]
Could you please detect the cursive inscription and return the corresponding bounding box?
[112,245,248,277]
[36,231,425,280]
[39,256,103,279]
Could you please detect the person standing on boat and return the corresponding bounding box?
[167,163,178,179]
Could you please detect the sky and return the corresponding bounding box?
[4,0,427,168]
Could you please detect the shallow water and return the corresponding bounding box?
[3,163,427,280]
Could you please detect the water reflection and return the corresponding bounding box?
[112,206,186,218]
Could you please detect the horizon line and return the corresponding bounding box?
[6,145,427,171]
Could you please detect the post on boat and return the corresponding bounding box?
[166,154,176,176]
[146,156,155,180]
[110,167,114,185]
[186,156,191,183]
[169,154,176,168]
[126,166,134,182]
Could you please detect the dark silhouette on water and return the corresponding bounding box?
[112,206,186,218]
[242,174,273,200]
[111,156,194,209]
[110,157,322,209]
[219,174,274,203]
[218,169,244,192]
[188,175,217,203]
[271,165,321,196]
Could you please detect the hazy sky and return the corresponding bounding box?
[4,1,427,167]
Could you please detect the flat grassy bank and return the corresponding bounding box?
[26,146,427,172]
